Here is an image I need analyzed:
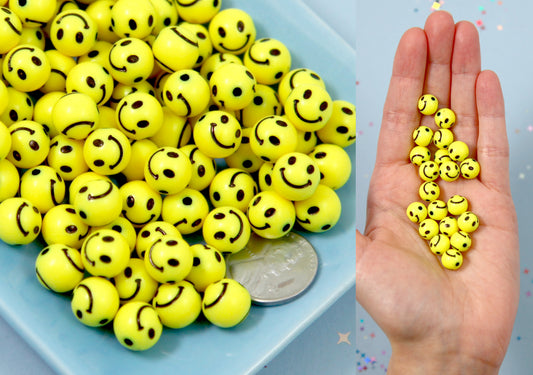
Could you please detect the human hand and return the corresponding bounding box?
[356,11,519,374]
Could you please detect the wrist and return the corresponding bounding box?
[387,341,500,375]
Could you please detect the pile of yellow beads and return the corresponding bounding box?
[0,0,356,351]
[406,94,480,270]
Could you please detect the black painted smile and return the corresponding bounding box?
[279,167,312,189]
[219,34,251,52]
[229,209,244,243]
[122,211,156,226]
[154,285,185,307]
[293,99,322,123]
[210,123,235,149]
[5,17,21,35]
[62,121,94,136]
[120,279,142,302]
[203,281,228,309]
[247,45,269,65]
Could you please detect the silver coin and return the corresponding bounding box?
[225,232,318,306]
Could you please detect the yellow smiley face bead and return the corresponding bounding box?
[202,206,251,254]
[152,25,199,73]
[112,258,159,304]
[135,221,182,259]
[419,161,439,182]
[419,181,440,202]
[457,211,480,233]
[439,216,459,237]
[447,195,469,216]
[119,180,162,228]
[71,276,120,327]
[163,69,210,117]
[81,229,131,278]
[116,91,164,140]
[83,128,132,175]
[448,141,469,163]
[272,152,321,201]
[108,38,154,85]
[202,278,251,328]
[210,63,257,111]
[460,158,481,179]
[248,190,295,238]
[144,236,193,283]
[0,197,41,245]
[409,146,431,166]
[316,100,356,148]
[406,201,427,223]
[434,108,456,129]
[209,168,258,213]
[113,301,162,351]
[50,10,98,57]
[427,199,448,221]
[185,244,226,293]
[412,125,434,147]
[284,84,333,132]
[294,184,342,233]
[208,8,256,55]
[450,231,472,252]
[250,115,298,163]
[7,120,50,169]
[433,128,454,149]
[3,44,51,92]
[144,147,192,195]
[418,218,439,240]
[52,92,99,140]
[441,249,463,270]
[417,94,439,115]
[439,160,460,182]
[193,110,242,158]
[152,280,202,329]
[73,178,122,227]
[428,234,450,256]
[243,38,291,85]
[110,0,156,40]
[41,204,89,249]
[434,148,453,165]
[20,166,66,214]
[35,244,85,293]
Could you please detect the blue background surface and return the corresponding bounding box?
[356,0,533,373]
[0,1,356,375]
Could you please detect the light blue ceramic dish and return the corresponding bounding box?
[0,1,355,374]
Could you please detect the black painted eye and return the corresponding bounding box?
[237,21,244,32]
[218,27,226,37]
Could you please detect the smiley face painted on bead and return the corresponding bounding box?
[441,249,463,270]
[225,127,264,173]
[210,63,257,111]
[0,197,41,245]
[434,108,456,129]
[246,190,294,239]
[428,234,449,256]
[316,101,356,148]
[193,110,242,158]
[36,244,84,293]
[113,258,159,304]
[284,84,333,132]
[447,195,469,216]
[202,278,251,328]
[163,69,210,117]
[176,0,221,24]
[91,216,137,252]
[439,216,458,237]
[116,91,163,140]
[110,0,155,39]
[417,94,438,116]
[457,211,480,233]
[52,92,99,140]
[161,188,209,235]
[119,180,162,228]
[66,61,114,105]
[179,144,217,191]
[409,146,431,167]
[0,7,22,54]
[278,68,325,106]
[152,25,199,73]
[418,160,439,182]
[7,120,50,169]
[460,158,481,179]
[185,244,226,293]
[41,204,89,248]
[113,301,162,351]
[243,38,291,85]
[2,44,50,92]
[144,146,192,195]
[20,166,65,214]
[272,152,321,201]
[73,178,122,227]
[71,276,120,327]
[434,148,453,165]
[448,141,469,163]
[427,199,448,221]
[294,184,342,233]
[208,8,255,55]
[144,236,192,283]
[418,218,439,240]
[412,125,433,147]
[50,10,98,57]
[152,280,202,329]
[250,115,297,163]
[9,0,56,28]
[135,221,182,259]
[439,160,460,182]
[406,201,427,223]
[450,231,472,252]
[419,181,440,202]
[202,206,251,254]
[108,37,154,85]
[81,229,131,278]
[83,128,132,175]
[433,128,454,149]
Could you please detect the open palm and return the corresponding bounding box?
[356,11,519,373]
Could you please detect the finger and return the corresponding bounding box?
[421,10,455,113]
[450,21,481,154]
[356,229,369,267]
[476,70,509,193]
[376,27,426,167]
